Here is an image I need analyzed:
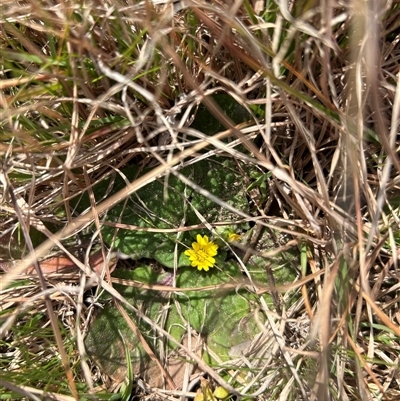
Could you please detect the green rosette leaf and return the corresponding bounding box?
[75,158,249,268]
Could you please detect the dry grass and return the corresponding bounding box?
[1,0,399,400]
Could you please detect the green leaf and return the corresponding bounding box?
[86,262,266,378]
[84,303,147,382]
[75,158,249,268]
[189,94,252,135]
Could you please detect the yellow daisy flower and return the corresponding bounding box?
[184,234,218,271]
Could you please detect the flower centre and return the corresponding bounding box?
[196,249,211,262]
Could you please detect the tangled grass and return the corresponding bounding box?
[1,0,399,400]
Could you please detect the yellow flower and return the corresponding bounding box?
[214,386,230,400]
[184,234,218,271]
[228,232,241,242]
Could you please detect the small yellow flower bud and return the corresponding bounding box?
[194,392,204,401]
[213,386,229,399]
[228,233,241,242]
